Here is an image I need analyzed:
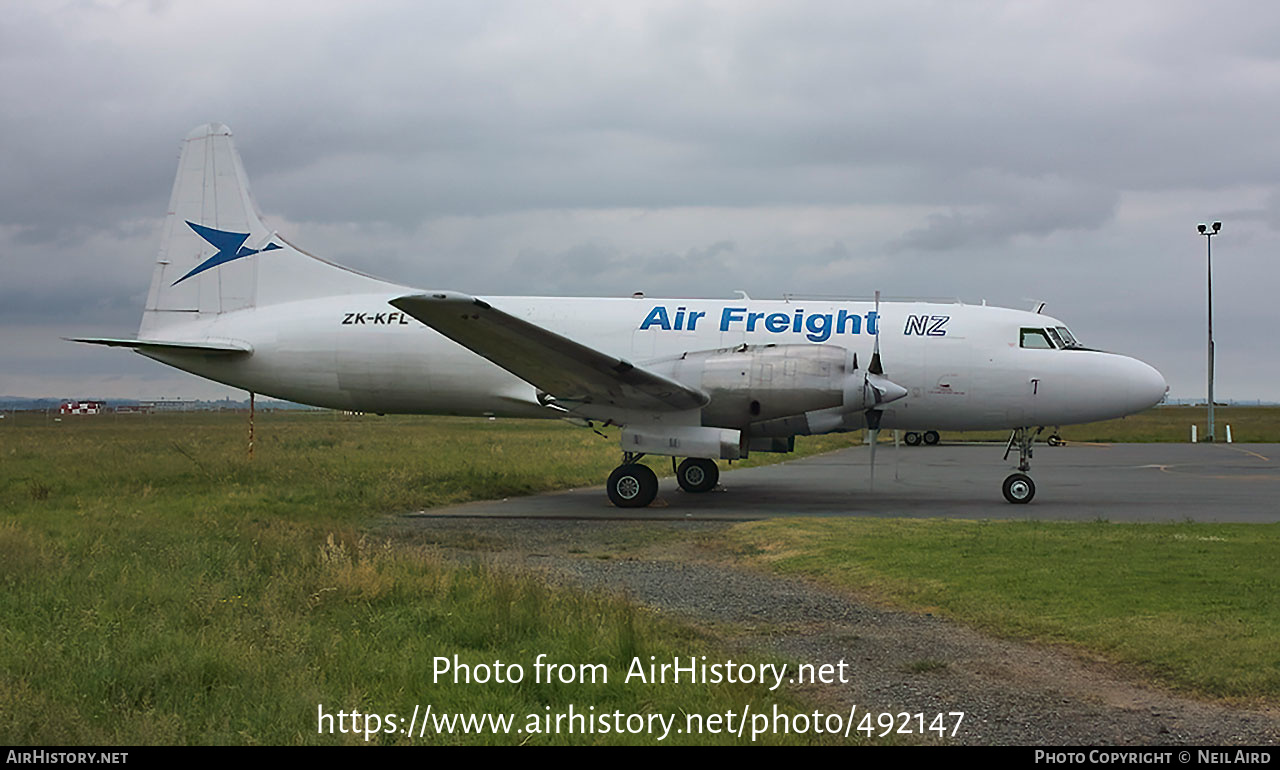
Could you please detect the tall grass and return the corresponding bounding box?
[0,413,841,745]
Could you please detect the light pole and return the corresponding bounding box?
[1197,221,1221,442]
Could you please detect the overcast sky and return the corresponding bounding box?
[3,0,1278,402]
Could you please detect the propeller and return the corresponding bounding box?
[863,291,907,490]
[840,291,908,491]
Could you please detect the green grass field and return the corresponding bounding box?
[1,406,1278,743]
[725,518,1280,701]
[944,405,1280,444]
[0,411,854,745]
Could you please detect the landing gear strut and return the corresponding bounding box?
[607,452,658,508]
[1001,427,1043,504]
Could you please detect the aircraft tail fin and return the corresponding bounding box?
[140,124,397,338]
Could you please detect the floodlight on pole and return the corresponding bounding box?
[1197,221,1222,441]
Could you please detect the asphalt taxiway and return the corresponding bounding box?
[416,442,1280,522]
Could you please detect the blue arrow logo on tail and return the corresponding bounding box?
[172,221,282,285]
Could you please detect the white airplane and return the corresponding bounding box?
[74,124,1167,507]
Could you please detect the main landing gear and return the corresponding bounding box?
[607,454,659,508]
[606,454,721,508]
[1001,426,1043,504]
[903,430,940,446]
[675,457,719,493]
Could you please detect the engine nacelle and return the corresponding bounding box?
[647,344,865,427]
[647,343,908,435]
[648,344,846,426]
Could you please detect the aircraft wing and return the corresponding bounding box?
[390,292,708,412]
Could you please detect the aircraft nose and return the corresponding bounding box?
[1121,356,1168,412]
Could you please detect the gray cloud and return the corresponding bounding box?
[2,1,1279,400]
[894,175,1120,251]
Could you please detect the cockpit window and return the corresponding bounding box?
[1055,326,1081,348]
[1020,328,1055,349]
[1045,327,1066,348]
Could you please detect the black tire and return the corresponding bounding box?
[607,464,659,508]
[1047,434,1064,447]
[676,458,719,493]
[923,430,940,446]
[1002,473,1036,504]
[903,432,922,446]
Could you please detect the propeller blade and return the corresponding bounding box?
[865,291,885,491]
[869,290,883,375]
[866,407,882,491]
[868,427,878,491]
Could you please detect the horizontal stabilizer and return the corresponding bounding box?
[390,292,708,412]
[67,337,252,355]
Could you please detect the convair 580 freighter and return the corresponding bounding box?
[76,125,1167,507]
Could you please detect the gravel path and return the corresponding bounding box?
[389,516,1280,746]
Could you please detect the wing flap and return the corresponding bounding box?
[389,292,707,412]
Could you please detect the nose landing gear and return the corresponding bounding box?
[1001,426,1043,504]
[1002,472,1035,504]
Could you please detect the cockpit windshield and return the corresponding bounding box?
[1020,328,1054,349]
[1020,326,1085,350]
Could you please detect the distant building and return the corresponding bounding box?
[59,400,105,415]
[140,399,206,412]
[114,404,154,414]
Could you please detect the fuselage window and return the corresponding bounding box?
[1020,328,1054,349]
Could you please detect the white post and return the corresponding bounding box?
[1191,424,1198,443]
[1226,425,1232,443]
